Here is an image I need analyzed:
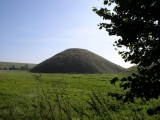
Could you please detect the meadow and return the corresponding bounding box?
[0,70,160,119]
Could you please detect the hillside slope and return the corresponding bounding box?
[119,66,138,75]
[30,48,125,73]
[0,62,36,70]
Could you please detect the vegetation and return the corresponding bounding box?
[1,70,160,119]
[93,0,160,114]
[30,48,124,74]
[119,66,138,76]
[1,0,159,118]
[0,61,36,70]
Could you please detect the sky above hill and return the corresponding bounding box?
[0,0,133,68]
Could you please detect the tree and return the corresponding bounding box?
[24,64,28,70]
[4,68,7,70]
[10,65,16,70]
[93,0,160,103]
[21,66,25,70]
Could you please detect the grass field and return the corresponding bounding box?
[0,70,160,119]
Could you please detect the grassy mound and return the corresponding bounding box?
[119,66,138,75]
[30,48,125,73]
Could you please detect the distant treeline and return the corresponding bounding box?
[0,64,30,70]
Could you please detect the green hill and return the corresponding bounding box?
[119,66,138,75]
[30,48,125,73]
[0,61,37,70]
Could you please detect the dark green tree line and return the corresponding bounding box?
[93,0,160,104]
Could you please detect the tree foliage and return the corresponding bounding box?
[93,0,160,102]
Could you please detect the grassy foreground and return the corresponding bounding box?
[0,70,159,119]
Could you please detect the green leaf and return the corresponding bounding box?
[110,77,118,85]
[104,0,108,5]
[108,2,111,6]
[99,26,102,29]
[92,7,97,12]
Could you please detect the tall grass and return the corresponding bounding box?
[0,71,160,119]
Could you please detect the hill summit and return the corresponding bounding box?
[30,48,125,73]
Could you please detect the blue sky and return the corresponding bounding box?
[0,0,133,68]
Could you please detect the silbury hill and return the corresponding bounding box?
[30,48,125,73]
